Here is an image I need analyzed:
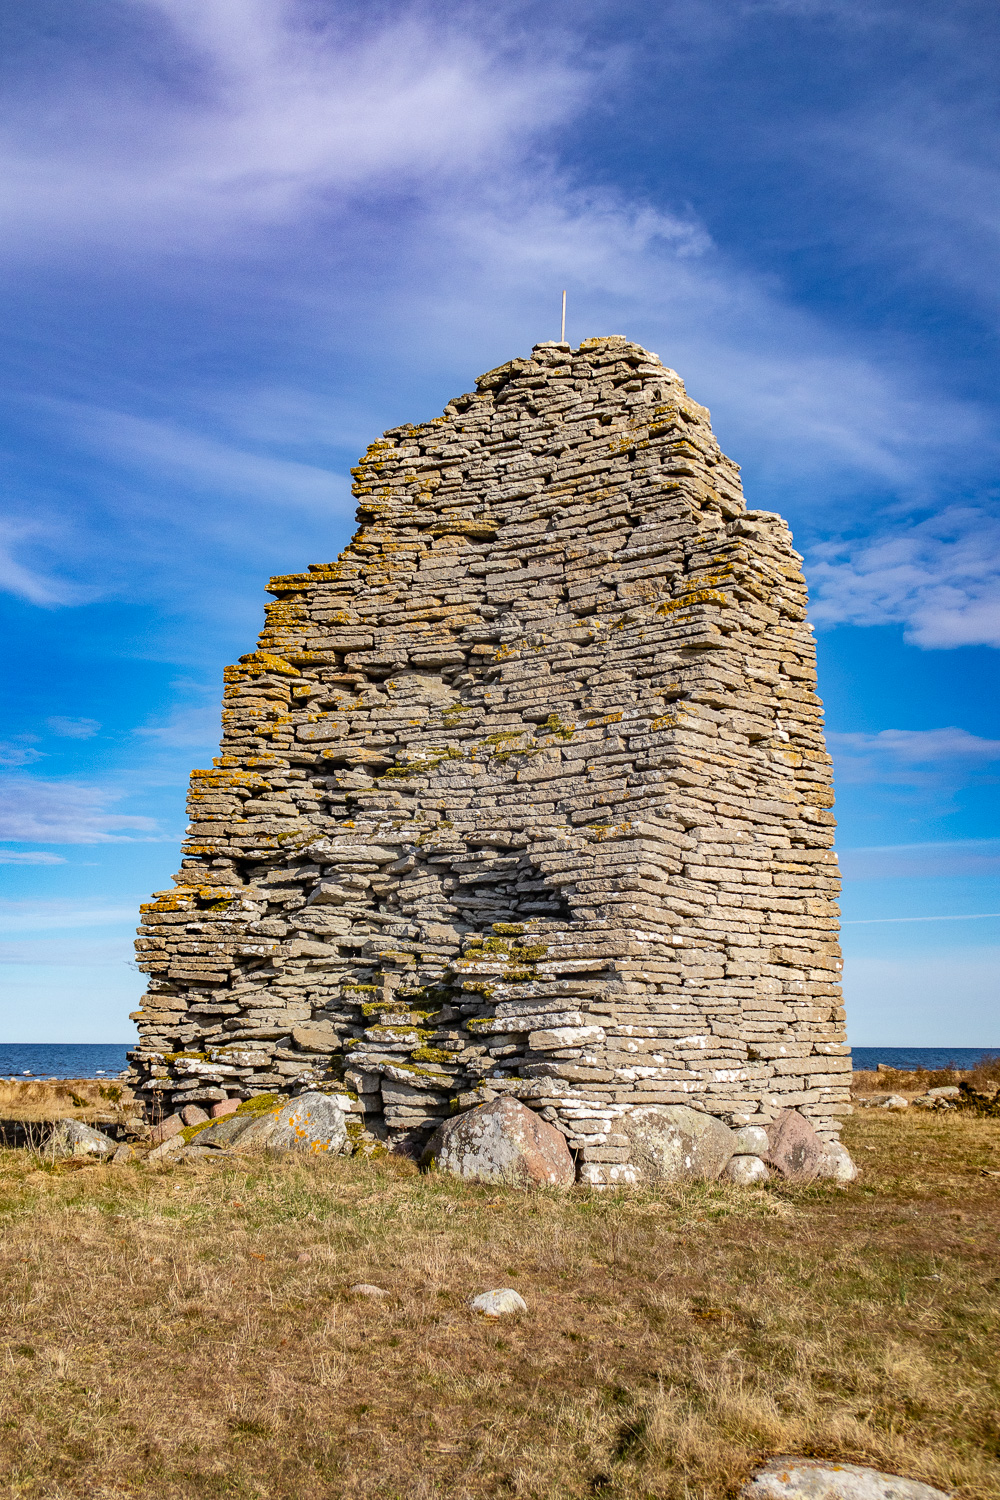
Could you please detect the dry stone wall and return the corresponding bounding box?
[130,336,850,1184]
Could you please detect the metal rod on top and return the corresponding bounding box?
[560,289,566,344]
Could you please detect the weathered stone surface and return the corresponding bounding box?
[147,1134,188,1163]
[423,1098,575,1187]
[350,1283,389,1298]
[210,1098,240,1118]
[470,1289,527,1316]
[764,1109,828,1181]
[194,1112,260,1148]
[149,1113,183,1144]
[619,1105,736,1182]
[180,1104,209,1125]
[266,1092,348,1154]
[723,1153,769,1185]
[858,1094,908,1110]
[742,1456,951,1498]
[816,1139,859,1182]
[194,1094,347,1154]
[291,1022,341,1053]
[732,1125,770,1156]
[49,1119,116,1157]
[128,337,850,1181]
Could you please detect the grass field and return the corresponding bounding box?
[0,1107,998,1500]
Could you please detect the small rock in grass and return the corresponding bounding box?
[742,1455,952,1498]
[857,1094,908,1110]
[179,1104,209,1126]
[469,1289,527,1317]
[48,1119,116,1158]
[111,1143,134,1165]
[350,1283,389,1298]
[210,1098,241,1119]
[927,1086,961,1099]
[723,1154,769,1185]
[732,1125,770,1156]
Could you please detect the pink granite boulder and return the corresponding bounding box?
[210,1098,240,1119]
[764,1109,828,1181]
[179,1104,209,1126]
[148,1112,183,1145]
[422,1097,575,1187]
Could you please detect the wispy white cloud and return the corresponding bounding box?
[0,740,45,769]
[0,939,133,966]
[133,702,222,751]
[50,403,348,511]
[47,717,101,739]
[843,912,1000,924]
[0,778,164,845]
[829,727,1000,790]
[0,901,138,934]
[0,521,92,609]
[0,851,66,866]
[0,0,586,256]
[838,839,1000,880]
[809,507,1000,648]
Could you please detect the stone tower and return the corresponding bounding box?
[130,337,850,1182]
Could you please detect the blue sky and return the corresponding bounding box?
[1,0,998,1046]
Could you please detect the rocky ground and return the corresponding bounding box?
[0,1104,996,1499]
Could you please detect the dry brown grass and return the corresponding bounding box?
[851,1056,1000,1096]
[0,1109,998,1499]
[0,1078,134,1125]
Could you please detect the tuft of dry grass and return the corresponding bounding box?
[0,1078,134,1124]
[0,1109,997,1499]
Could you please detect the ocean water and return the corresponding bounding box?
[0,1044,131,1080]
[850,1046,998,1072]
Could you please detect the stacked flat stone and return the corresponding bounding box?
[130,336,850,1183]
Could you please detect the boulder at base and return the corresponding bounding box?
[267,1092,348,1154]
[732,1125,770,1156]
[618,1104,736,1183]
[422,1097,575,1187]
[723,1154,769,1185]
[48,1119,116,1158]
[742,1456,951,1498]
[149,1113,183,1144]
[190,1092,348,1155]
[816,1139,859,1182]
[764,1109,831,1181]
